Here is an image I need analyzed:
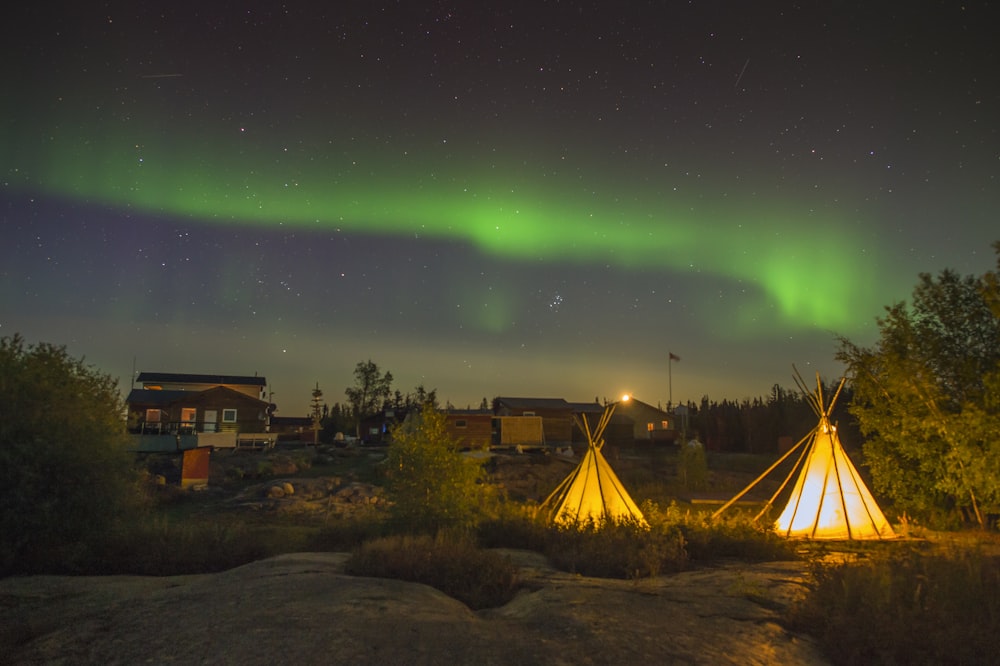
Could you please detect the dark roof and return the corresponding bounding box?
[445,409,492,416]
[495,397,571,410]
[565,401,604,413]
[620,397,671,417]
[136,372,267,386]
[127,386,269,407]
[126,389,189,406]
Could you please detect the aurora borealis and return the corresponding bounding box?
[3,3,998,413]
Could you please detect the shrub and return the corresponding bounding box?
[384,404,497,533]
[544,519,688,579]
[344,533,520,609]
[645,501,799,563]
[0,335,141,574]
[677,441,708,490]
[789,546,1000,665]
[477,504,551,552]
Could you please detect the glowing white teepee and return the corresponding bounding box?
[774,406,895,539]
[539,401,647,528]
[715,372,896,540]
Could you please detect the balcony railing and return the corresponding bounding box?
[129,420,242,435]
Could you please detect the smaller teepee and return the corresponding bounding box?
[538,401,647,528]
[714,372,895,540]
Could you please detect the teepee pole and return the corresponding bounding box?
[711,428,812,520]
[754,431,814,523]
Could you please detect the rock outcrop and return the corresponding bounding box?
[1,551,828,665]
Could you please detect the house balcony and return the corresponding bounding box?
[127,421,275,452]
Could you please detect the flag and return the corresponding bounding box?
[669,352,680,362]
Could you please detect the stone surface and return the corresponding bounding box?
[1,551,828,665]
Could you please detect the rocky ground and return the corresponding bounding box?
[1,551,827,665]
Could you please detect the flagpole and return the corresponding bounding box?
[668,352,680,409]
[668,354,673,408]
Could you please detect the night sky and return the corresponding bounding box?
[2,3,997,415]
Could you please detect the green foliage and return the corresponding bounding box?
[677,441,708,490]
[669,506,799,562]
[384,403,495,532]
[837,249,1000,526]
[344,533,520,609]
[789,546,1000,665]
[0,335,139,574]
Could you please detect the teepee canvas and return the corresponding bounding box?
[715,372,895,540]
[539,401,647,528]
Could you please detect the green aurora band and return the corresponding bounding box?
[9,121,889,336]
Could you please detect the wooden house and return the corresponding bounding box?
[126,372,273,451]
[614,397,677,444]
[493,397,575,446]
[443,409,493,449]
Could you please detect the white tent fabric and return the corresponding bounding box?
[774,416,896,539]
[539,402,647,528]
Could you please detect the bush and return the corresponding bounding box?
[477,504,551,552]
[789,546,1000,665]
[384,404,497,533]
[645,501,799,563]
[0,335,141,574]
[344,533,520,609]
[544,519,688,579]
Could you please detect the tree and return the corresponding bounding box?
[0,335,137,573]
[384,403,493,532]
[345,360,393,439]
[837,246,1000,527]
[310,383,324,446]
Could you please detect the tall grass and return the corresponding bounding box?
[789,546,1000,665]
[90,515,314,575]
[478,501,797,580]
[344,533,520,609]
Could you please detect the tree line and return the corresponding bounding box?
[312,359,490,442]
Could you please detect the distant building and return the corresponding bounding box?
[126,372,273,451]
[493,397,575,445]
[615,397,677,444]
[443,409,493,449]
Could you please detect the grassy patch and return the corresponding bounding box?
[543,519,689,579]
[87,515,311,575]
[788,544,1000,665]
[477,501,795,580]
[344,533,520,610]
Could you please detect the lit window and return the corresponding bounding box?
[647,422,654,432]
[662,420,669,429]
[222,409,238,423]
[146,408,162,422]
